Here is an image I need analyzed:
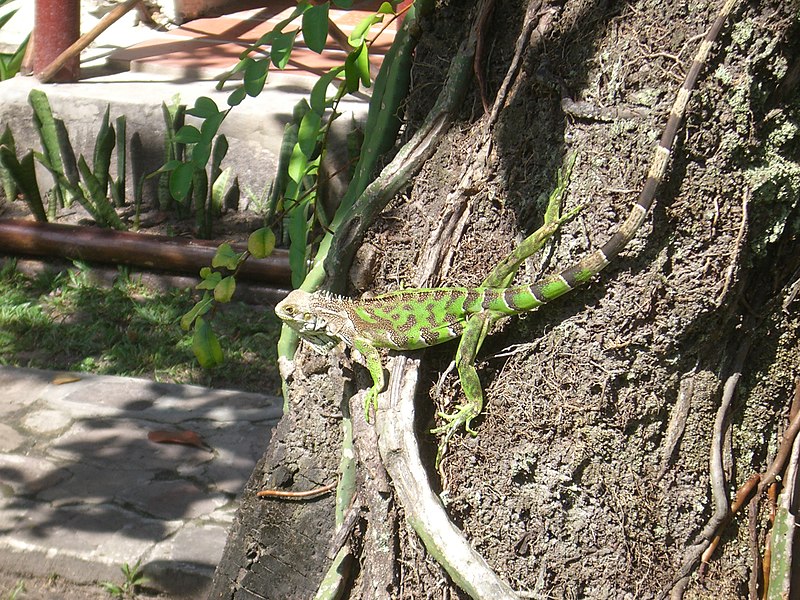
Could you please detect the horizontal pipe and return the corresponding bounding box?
[0,219,291,285]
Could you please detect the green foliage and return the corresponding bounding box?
[3,580,25,600]
[101,559,149,599]
[0,124,17,201]
[0,260,281,391]
[0,144,47,221]
[0,0,29,81]
[158,96,238,238]
[177,1,413,369]
[29,89,67,210]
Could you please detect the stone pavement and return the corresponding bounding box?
[0,366,282,598]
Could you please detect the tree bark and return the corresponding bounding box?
[211,1,800,598]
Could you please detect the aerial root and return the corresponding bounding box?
[662,373,800,599]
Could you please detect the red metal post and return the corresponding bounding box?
[33,0,80,82]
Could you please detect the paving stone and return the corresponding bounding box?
[0,366,279,592]
[126,480,228,521]
[46,417,215,471]
[22,409,73,435]
[8,502,170,561]
[146,520,227,567]
[0,367,55,415]
[0,424,25,453]
[34,462,152,507]
[0,454,71,495]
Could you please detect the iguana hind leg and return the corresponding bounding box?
[353,338,385,421]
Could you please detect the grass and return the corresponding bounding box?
[0,259,282,394]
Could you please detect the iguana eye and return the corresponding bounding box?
[283,305,296,315]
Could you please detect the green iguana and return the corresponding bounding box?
[276,0,738,429]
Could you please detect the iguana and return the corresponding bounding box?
[276,0,738,430]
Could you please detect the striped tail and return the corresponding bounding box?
[505,0,739,312]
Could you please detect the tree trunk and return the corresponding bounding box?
[210,0,800,598]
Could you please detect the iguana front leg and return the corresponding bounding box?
[353,337,385,420]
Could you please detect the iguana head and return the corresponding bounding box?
[275,289,347,352]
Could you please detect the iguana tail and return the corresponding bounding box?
[481,0,739,317]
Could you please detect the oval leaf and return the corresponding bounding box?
[310,66,344,115]
[227,86,247,107]
[348,14,381,47]
[248,227,276,258]
[186,96,219,119]
[271,30,298,70]
[196,270,222,290]
[174,125,202,144]
[302,2,329,54]
[214,275,236,303]
[180,293,213,331]
[192,318,223,368]
[244,58,269,97]
[169,162,195,202]
[287,142,309,184]
[211,242,241,270]
[298,110,321,158]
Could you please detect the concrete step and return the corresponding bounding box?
[0,1,392,209]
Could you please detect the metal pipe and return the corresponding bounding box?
[33,0,80,82]
[0,219,291,285]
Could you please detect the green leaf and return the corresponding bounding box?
[92,106,115,194]
[158,159,182,173]
[200,111,226,144]
[288,196,312,287]
[227,86,247,107]
[287,142,309,184]
[248,227,276,259]
[192,317,224,367]
[271,30,298,70]
[169,162,195,202]
[332,0,353,8]
[196,270,222,290]
[377,2,395,15]
[0,146,47,222]
[174,125,202,144]
[348,13,381,47]
[186,96,219,119]
[244,58,269,97]
[180,293,214,330]
[302,2,329,54]
[0,127,17,201]
[297,110,321,158]
[355,41,371,88]
[211,166,231,216]
[211,242,241,270]
[310,66,344,115]
[214,276,236,303]
[191,141,212,169]
[344,42,370,92]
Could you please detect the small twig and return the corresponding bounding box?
[257,481,337,499]
[662,340,750,598]
[326,496,363,559]
[747,495,760,599]
[488,0,547,125]
[715,189,749,306]
[37,0,141,83]
[474,0,497,114]
[659,370,696,476]
[758,378,800,494]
